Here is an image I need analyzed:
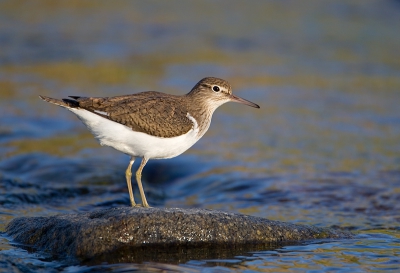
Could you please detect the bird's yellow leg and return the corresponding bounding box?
[136,157,151,208]
[125,157,136,207]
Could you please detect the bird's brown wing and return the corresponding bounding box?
[70,92,194,138]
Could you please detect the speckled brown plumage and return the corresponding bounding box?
[40,77,252,138]
[69,92,194,138]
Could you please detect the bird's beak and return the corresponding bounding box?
[230,94,260,108]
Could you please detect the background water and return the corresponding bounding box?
[1,0,400,272]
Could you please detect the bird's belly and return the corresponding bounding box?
[69,108,201,159]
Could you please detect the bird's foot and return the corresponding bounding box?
[132,204,152,208]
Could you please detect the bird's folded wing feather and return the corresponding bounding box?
[71,92,194,138]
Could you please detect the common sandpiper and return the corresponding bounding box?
[39,77,260,207]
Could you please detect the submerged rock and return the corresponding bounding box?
[6,207,352,262]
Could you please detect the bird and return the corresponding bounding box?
[39,77,260,207]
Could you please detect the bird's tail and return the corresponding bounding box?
[39,95,79,108]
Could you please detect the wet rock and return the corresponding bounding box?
[6,207,352,261]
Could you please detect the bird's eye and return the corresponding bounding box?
[212,86,220,92]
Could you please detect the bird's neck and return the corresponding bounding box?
[184,93,216,138]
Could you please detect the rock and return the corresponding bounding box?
[6,207,352,262]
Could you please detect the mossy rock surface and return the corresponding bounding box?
[6,207,353,261]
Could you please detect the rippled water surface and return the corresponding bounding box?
[1,0,400,272]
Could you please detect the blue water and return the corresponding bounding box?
[1,0,400,271]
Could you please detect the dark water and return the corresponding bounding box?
[1,0,400,272]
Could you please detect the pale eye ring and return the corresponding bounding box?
[212,86,220,92]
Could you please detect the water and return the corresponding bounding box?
[1,0,400,271]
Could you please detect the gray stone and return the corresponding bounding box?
[6,207,353,262]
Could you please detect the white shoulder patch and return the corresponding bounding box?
[186,112,199,134]
[94,110,109,116]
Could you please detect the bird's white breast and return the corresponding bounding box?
[68,108,202,159]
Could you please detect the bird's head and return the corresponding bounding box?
[188,77,260,109]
